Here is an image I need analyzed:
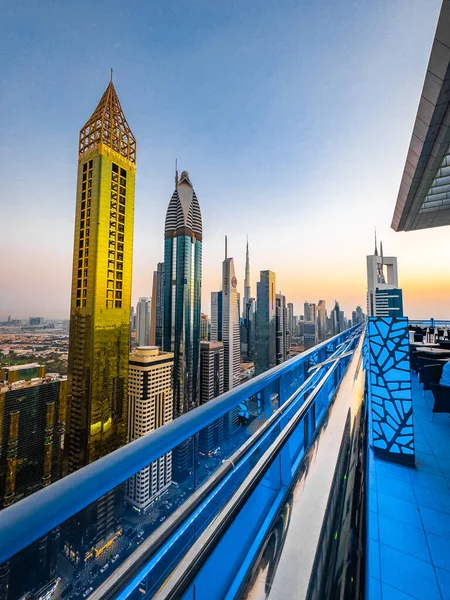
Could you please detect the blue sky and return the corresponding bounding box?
[1,0,448,319]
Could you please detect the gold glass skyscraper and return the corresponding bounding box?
[64,80,136,563]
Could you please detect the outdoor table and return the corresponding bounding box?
[416,348,450,358]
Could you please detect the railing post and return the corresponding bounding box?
[303,399,315,447]
[278,374,286,406]
[366,317,415,466]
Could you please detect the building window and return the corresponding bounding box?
[106,163,127,308]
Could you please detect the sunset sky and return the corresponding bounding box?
[1,0,449,320]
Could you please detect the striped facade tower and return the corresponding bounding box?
[163,170,202,418]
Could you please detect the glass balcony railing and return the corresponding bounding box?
[0,325,364,600]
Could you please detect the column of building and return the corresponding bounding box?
[163,170,202,481]
[136,297,151,346]
[0,365,67,597]
[64,80,136,564]
[149,262,165,348]
[255,270,276,375]
[125,347,174,512]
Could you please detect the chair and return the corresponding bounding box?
[416,353,447,389]
[421,363,444,391]
[409,346,419,373]
[410,350,420,373]
[414,333,424,343]
[430,383,450,416]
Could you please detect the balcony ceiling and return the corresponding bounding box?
[392,1,450,232]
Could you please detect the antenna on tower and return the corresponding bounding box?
[175,159,179,188]
[374,227,378,256]
[110,67,113,83]
[225,235,228,259]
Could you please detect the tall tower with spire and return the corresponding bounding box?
[163,170,202,418]
[65,80,136,563]
[367,237,402,318]
[222,237,240,391]
[243,237,251,319]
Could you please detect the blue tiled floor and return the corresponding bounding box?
[367,373,450,599]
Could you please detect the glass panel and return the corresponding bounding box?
[0,329,361,600]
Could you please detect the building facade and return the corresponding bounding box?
[65,81,136,563]
[243,238,251,319]
[29,317,44,326]
[303,322,317,350]
[0,363,45,383]
[352,306,365,326]
[0,375,67,598]
[241,297,256,361]
[331,301,344,335]
[317,300,327,342]
[286,302,294,350]
[199,341,224,453]
[150,262,165,348]
[275,293,287,364]
[136,297,151,347]
[125,347,173,512]
[367,241,403,318]
[200,314,209,341]
[211,291,223,343]
[163,170,202,418]
[255,271,276,375]
[221,242,240,391]
[304,302,317,324]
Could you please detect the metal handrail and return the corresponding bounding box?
[409,319,450,326]
[0,325,362,565]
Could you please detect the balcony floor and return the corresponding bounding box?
[367,372,450,600]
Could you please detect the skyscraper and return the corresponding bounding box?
[125,347,173,512]
[304,302,317,324]
[0,374,67,598]
[367,238,403,318]
[222,238,240,391]
[242,297,256,361]
[243,237,251,319]
[149,262,165,348]
[275,293,287,364]
[200,313,209,341]
[136,297,151,347]
[352,306,364,326]
[65,80,136,563]
[211,291,223,343]
[317,300,327,342]
[331,301,344,335]
[286,302,294,350]
[130,306,136,335]
[200,342,224,404]
[163,169,202,418]
[255,271,276,375]
[303,322,317,350]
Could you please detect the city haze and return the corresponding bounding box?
[1,0,448,320]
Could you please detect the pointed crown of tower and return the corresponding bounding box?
[79,81,136,164]
[165,170,203,241]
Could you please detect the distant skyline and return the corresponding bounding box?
[1,0,449,320]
